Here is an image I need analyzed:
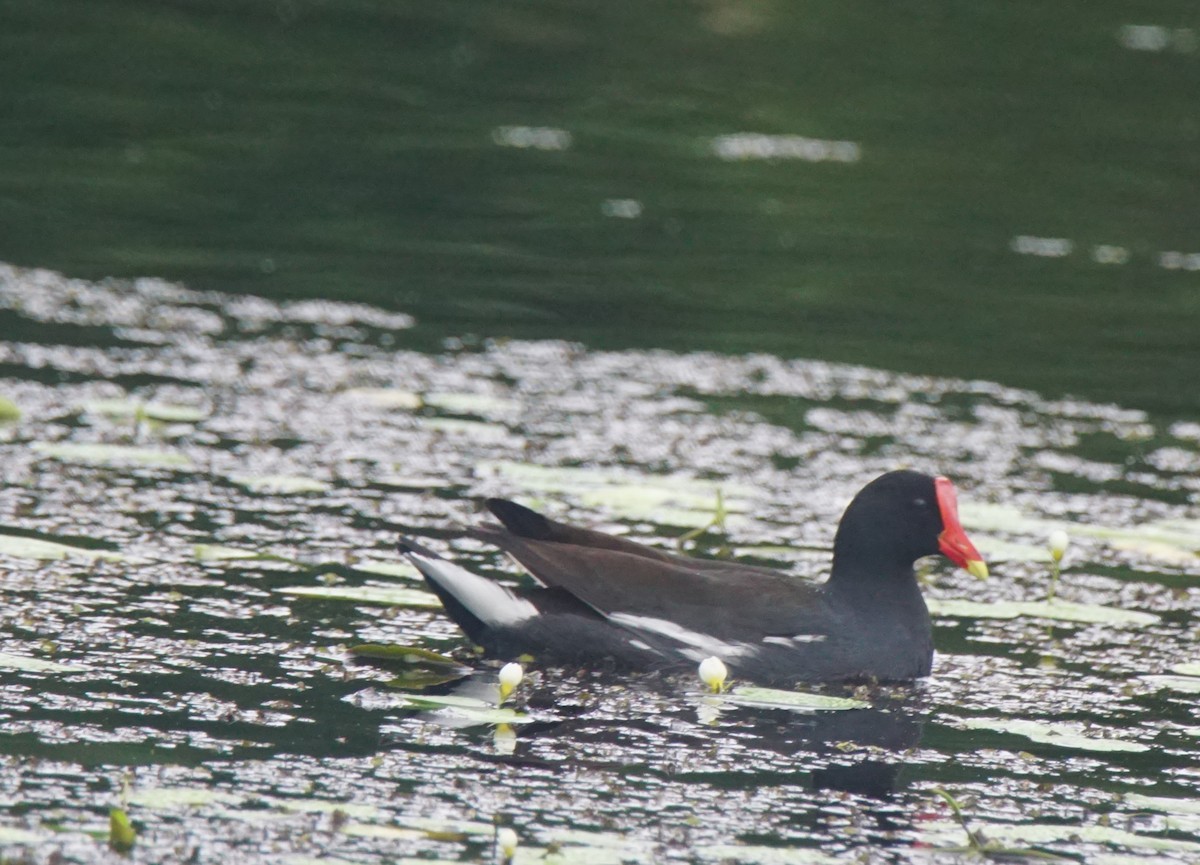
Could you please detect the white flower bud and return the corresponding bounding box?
[498,827,519,859]
[1049,530,1069,563]
[498,662,524,700]
[698,656,728,693]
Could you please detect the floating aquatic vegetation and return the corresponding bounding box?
[972,535,1055,563]
[696,846,840,864]
[921,819,1200,855]
[348,560,421,580]
[126,788,245,809]
[927,788,1073,861]
[341,387,422,409]
[84,399,208,423]
[961,503,1200,564]
[0,531,124,562]
[396,693,532,726]
[126,787,382,821]
[278,584,442,608]
[30,441,193,468]
[925,598,1159,626]
[954,717,1150,752]
[1140,674,1200,694]
[0,651,86,673]
[349,644,467,688]
[717,686,869,712]
[419,417,517,443]
[228,474,331,495]
[0,395,20,422]
[423,391,520,416]
[193,544,297,564]
[0,826,42,843]
[348,644,462,667]
[475,460,752,526]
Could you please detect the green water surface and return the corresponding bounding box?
[2,0,1198,412]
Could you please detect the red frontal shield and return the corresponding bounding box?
[935,477,988,579]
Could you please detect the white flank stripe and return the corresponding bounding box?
[608,613,752,659]
[410,553,537,626]
[762,634,826,647]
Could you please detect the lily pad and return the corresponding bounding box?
[349,644,463,668]
[475,460,752,526]
[350,643,468,686]
[229,474,330,495]
[194,544,262,562]
[127,787,381,822]
[0,826,41,843]
[1108,538,1198,564]
[1140,674,1200,694]
[424,391,519,415]
[373,475,453,490]
[193,544,297,565]
[422,418,512,441]
[398,693,532,725]
[0,532,124,562]
[342,388,422,409]
[719,686,869,712]
[350,561,421,580]
[278,584,442,608]
[920,819,1200,855]
[391,814,495,837]
[0,651,86,673]
[960,502,1200,563]
[972,535,1053,563]
[84,399,208,423]
[957,717,1150,752]
[698,845,840,864]
[341,823,424,841]
[731,544,812,559]
[267,798,382,821]
[341,815,494,844]
[31,441,192,469]
[1125,793,1200,816]
[386,670,468,689]
[513,847,634,864]
[127,787,244,809]
[926,598,1158,626]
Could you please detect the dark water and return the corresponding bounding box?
[3,1,1199,413]
[1,271,1199,863]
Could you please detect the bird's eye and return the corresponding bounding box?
[913,498,926,507]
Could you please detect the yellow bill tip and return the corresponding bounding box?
[966,559,989,580]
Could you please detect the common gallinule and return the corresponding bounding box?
[400,470,987,684]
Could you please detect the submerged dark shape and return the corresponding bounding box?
[400,470,987,685]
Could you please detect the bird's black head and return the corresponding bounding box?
[831,470,986,581]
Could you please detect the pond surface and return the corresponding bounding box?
[1,267,1200,863]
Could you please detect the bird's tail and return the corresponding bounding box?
[398,537,536,645]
